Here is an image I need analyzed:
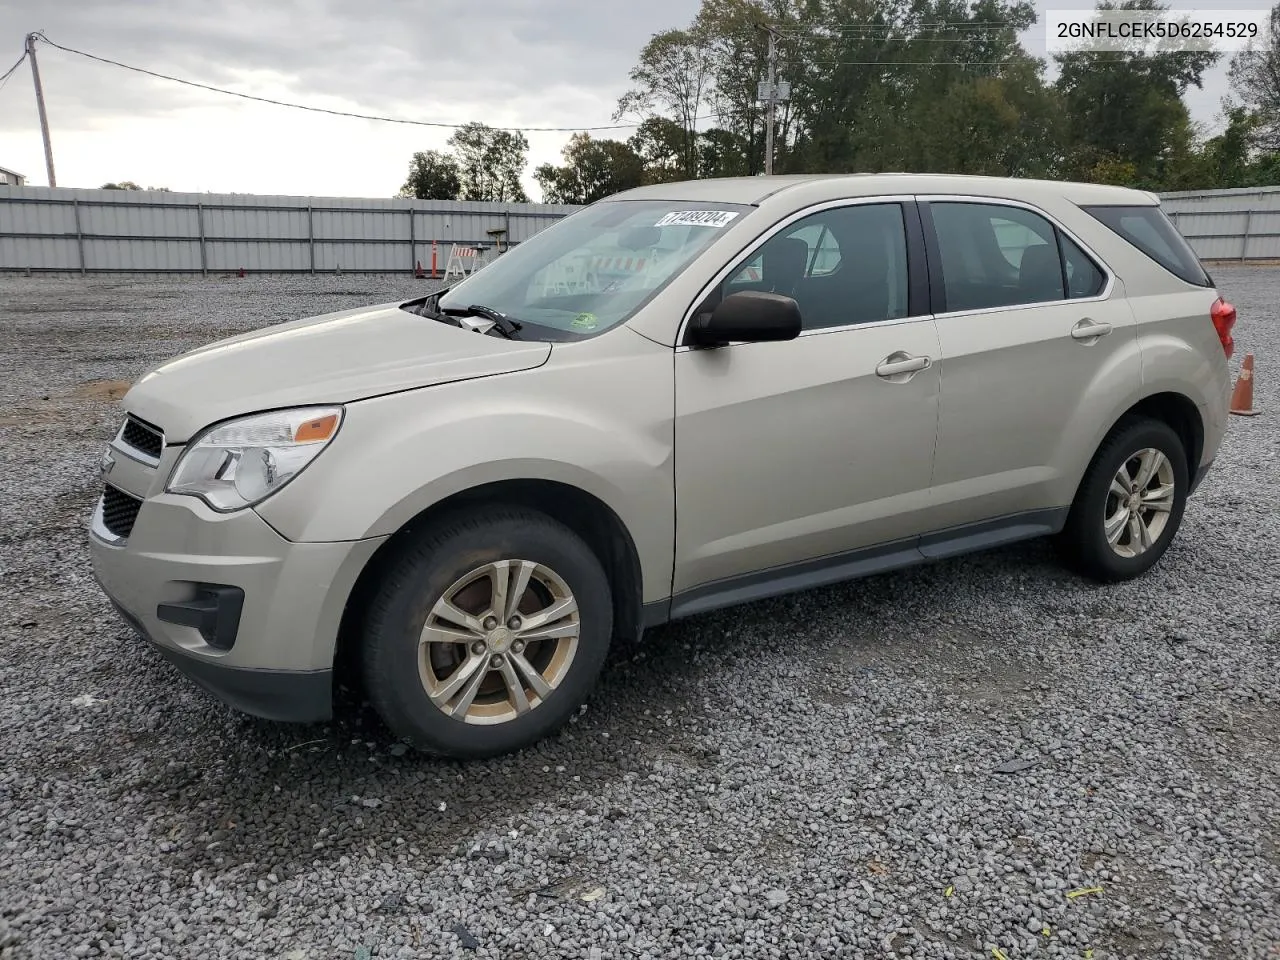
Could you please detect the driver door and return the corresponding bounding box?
[671,200,941,613]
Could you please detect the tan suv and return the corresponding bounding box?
[90,174,1237,758]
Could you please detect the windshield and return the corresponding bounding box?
[435,200,751,339]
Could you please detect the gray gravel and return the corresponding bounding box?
[1,269,1278,960]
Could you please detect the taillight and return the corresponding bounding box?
[1211,297,1236,359]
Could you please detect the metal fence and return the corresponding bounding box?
[1160,185,1280,263]
[0,186,582,274]
[3,182,1276,274]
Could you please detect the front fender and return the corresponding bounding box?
[254,335,676,604]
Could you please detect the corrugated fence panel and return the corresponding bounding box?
[207,240,310,272]
[0,236,78,269]
[1245,211,1280,259]
[1,197,78,235]
[79,202,200,239]
[1161,186,1280,261]
[314,241,400,272]
[84,238,203,271]
[0,185,579,272]
[313,208,408,242]
[202,207,311,241]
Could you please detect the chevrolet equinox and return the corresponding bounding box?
[90,174,1238,758]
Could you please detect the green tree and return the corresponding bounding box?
[447,123,530,203]
[399,149,461,200]
[1228,3,1280,151]
[615,28,715,177]
[692,0,798,175]
[790,0,1046,175]
[627,117,690,183]
[698,127,753,178]
[1054,0,1219,187]
[101,181,142,190]
[534,133,646,204]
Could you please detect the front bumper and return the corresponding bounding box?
[89,492,386,723]
[1189,457,1215,496]
[103,594,333,722]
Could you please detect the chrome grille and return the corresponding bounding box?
[119,415,164,461]
[101,485,143,539]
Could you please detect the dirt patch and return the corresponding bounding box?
[70,379,131,401]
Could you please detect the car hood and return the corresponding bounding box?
[122,300,551,442]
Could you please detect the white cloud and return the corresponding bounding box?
[0,0,1239,196]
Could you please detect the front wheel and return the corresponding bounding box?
[362,507,613,758]
[1056,418,1189,583]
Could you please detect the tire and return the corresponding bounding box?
[1056,417,1189,583]
[362,506,613,759]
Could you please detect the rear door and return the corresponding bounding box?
[917,197,1141,544]
[671,199,941,609]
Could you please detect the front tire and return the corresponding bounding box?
[1056,417,1189,583]
[362,507,613,758]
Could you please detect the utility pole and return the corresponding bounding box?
[26,33,56,187]
[764,26,778,176]
[756,25,788,177]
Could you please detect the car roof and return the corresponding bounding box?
[603,173,1157,208]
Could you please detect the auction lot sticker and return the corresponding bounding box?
[655,210,741,228]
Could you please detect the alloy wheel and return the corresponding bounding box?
[418,560,580,724]
[1103,447,1176,558]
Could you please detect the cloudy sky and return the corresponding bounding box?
[0,0,1241,201]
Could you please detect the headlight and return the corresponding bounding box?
[167,406,344,512]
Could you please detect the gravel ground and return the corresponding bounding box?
[0,269,1277,960]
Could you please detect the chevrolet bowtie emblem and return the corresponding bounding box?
[100,452,115,477]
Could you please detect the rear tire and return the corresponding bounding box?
[1056,417,1189,583]
[362,506,613,759]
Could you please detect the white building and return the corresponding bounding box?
[0,166,27,187]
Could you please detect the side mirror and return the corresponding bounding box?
[687,290,802,347]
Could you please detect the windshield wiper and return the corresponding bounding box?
[462,303,523,340]
[404,289,462,325]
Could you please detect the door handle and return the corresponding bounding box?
[875,352,931,380]
[1070,318,1113,342]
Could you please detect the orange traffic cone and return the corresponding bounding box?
[415,260,425,279]
[1230,353,1260,417]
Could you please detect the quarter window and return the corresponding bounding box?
[723,203,910,330]
[1061,233,1106,298]
[929,202,1106,312]
[1081,204,1210,287]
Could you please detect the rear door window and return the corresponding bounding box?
[929,202,1065,311]
[928,202,1109,312]
[1080,204,1210,287]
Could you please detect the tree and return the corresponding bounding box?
[697,127,752,178]
[627,117,690,183]
[447,123,530,203]
[399,149,461,200]
[101,181,172,191]
[615,28,715,177]
[534,133,645,204]
[1228,2,1280,151]
[1054,0,1219,187]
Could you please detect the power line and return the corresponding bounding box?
[0,48,28,91]
[29,32,650,134]
[804,59,1030,66]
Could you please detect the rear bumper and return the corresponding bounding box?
[104,595,333,722]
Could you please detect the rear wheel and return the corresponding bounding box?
[1056,418,1189,583]
[362,507,613,758]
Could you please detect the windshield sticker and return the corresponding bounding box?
[654,210,740,229]
[571,312,599,330]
